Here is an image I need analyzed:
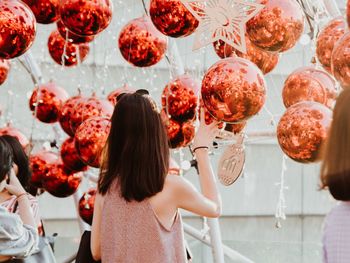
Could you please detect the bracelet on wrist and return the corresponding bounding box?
[193,146,209,153]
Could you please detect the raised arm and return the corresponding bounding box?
[91,193,103,261]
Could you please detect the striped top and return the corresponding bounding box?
[323,201,350,263]
[101,183,187,263]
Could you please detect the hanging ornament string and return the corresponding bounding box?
[275,154,288,228]
[141,0,149,16]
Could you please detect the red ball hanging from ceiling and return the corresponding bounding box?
[29,150,58,188]
[29,81,69,124]
[0,59,10,85]
[78,189,96,225]
[0,0,37,59]
[59,95,84,137]
[118,16,168,67]
[107,84,135,106]
[331,32,350,89]
[56,20,95,44]
[60,137,88,172]
[48,30,90,67]
[22,0,60,24]
[59,0,113,36]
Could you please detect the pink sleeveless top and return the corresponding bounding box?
[101,185,186,263]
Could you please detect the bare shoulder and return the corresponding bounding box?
[165,174,196,193]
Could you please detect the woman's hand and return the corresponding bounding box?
[4,169,26,197]
[193,109,219,149]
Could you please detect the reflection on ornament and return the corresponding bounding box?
[180,0,264,52]
[0,126,29,149]
[107,84,135,106]
[29,151,58,188]
[150,0,198,38]
[118,16,168,67]
[59,95,84,137]
[61,137,87,172]
[29,82,69,123]
[246,0,304,53]
[164,117,195,149]
[59,0,113,36]
[282,66,337,109]
[48,30,90,67]
[0,59,10,85]
[277,101,332,163]
[201,57,266,123]
[0,0,36,59]
[79,189,96,225]
[332,32,350,89]
[316,18,345,73]
[56,20,95,44]
[162,74,199,122]
[22,0,59,24]
[74,117,111,168]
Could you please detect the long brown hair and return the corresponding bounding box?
[98,92,169,202]
[321,89,350,200]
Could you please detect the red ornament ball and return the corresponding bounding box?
[0,0,36,59]
[164,116,195,149]
[59,0,113,36]
[78,189,96,225]
[316,17,346,73]
[213,40,235,59]
[347,0,350,28]
[246,0,304,53]
[74,117,111,168]
[119,16,168,67]
[332,32,350,89]
[59,95,84,137]
[225,122,246,134]
[0,59,10,85]
[22,0,59,24]
[42,160,82,198]
[149,0,198,38]
[0,126,29,149]
[198,100,224,129]
[201,57,266,123]
[277,101,332,163]
[107,84,135,106]
[56,20,95,44]
[162,74,199,122]
[282,66,337,109]
[61,137,87,172]
[70,96,113,134]
[29,82,69,123]
[48,30,90,67]
[29,151,58,188]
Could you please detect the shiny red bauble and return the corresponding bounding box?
[162,74,199,122]
[70,96,113,134]
[347,0,350,28]
[48,30,90,67]
[107,84,135,106]
[0,59,10,85]
[277,101,332,163]
[22,0,59,24]
[201,57,266,123]
[78,189,96,225]
[149,0,198,38]
[59,0,113,36]
[331,32,350,89]
[74,117,111,167]
[0,0,37,59]
[0,126,29,149]
[41,161,82,198]
[163,115,195,149]
[119,16,168,67]
[29,151,58,188]
[60,137,87,172]
[246,0,304,53]
[56,20,95,44]
[59,95,84,137]
[29,82,69,123]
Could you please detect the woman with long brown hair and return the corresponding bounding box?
[91,91,221,262]
[321,88,350,263]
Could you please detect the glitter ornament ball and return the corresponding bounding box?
[0,126,29,149]
[201,57,266,123]
[22,0,59,24]
[316,17,346,73]
[74,117,111,168]
[59,0,113,36]
[0,59,10,85]
[213,40,235,59]
[277,101,332,163]
[162,74,199,122]
[48,30,90,67]
[78,189,96,225]
[59,95,84,137]
[107,84,135,106]
[149,0,199,38]
[347,0,350,28]
[29,82,69,124]
[29,151,58,188]
[119,16,168,67]
[332,32,350,89]
[282,67,337,109]
[56,20,95,44]
[0,0,37,59]
[61,137,87,172]
[246,0,304,53]
[70,96,113,134]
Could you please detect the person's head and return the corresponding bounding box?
[0,137,13,192]
[98,91,169,202]
[321,89,350,200]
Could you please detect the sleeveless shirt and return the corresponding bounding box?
[101,185,187,263]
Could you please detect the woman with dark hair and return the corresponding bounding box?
[0,135,42,234]
[321,89,350,263]
[0,137,38,262]
[91,91,221,262]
